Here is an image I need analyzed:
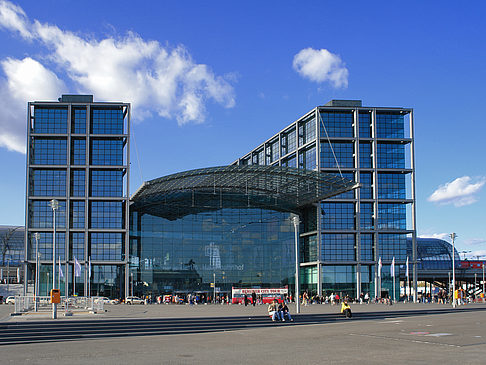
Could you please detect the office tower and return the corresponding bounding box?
[24,95,130,298]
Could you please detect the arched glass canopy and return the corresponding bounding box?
[130,165,359,220]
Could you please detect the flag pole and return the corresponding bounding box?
[73,261,76,296]
[392,257,396,303]
[58,256,61,292]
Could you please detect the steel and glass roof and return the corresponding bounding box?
[130,165,359,220]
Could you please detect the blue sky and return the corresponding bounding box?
[0,0,484,257]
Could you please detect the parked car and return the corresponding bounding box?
[5,296,15,305]
[100,297,111,304]
[125,296,144,305]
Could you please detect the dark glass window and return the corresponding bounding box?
[359,173,373,199]
[360,234,374,260]
[378,203,406,230]
[281,128,296,156]
[71,139,86,165]
[320,142,354,168]
[322,265,356,295]
[376,113,404,139]
[321,234,355,261]
[70,170,85,197]
[32,138,67,165]
[72,108,87,134]
[90,139,124,165]
[299,117,316,146]
[0,227,23,266]
[321,202,355,230]
[31,169,66,196]
[91,108,124,134]
[299,146,316,170]
[90,201,124,229]
[320,112,354,138]
[90,170,124,197]
[378,234,406,260]
[266,139,279,164]
[360,203,374,230]
[328,172,354,199]
[70,201,85,229]
[301,235,317,262]
[378,173,406,199]
[359,113,371,138]
[359,143,372,168]
[90,233,123,261]
[281,154,296,168]
[31,232,66,260]
[70,233,85,260]
[33,107,68,134]
[377,143,405,168]
[30,200,66,228]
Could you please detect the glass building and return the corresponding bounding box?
[24,95,130,298]
[234,100,417,299]
[129,166,357,299]
[0,225,24,283]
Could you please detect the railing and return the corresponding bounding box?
[14,296,104,314]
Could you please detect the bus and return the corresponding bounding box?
[231,287,288,304]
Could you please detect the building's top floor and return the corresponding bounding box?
[31,94,129,106]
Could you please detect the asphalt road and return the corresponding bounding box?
[1,303,485,364]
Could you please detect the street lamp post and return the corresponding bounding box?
[450,233,457,309]
[34,233,40,312]
[50,199,59,319]
[292,215,300,314]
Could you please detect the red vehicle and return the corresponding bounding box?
[231,287,288,304]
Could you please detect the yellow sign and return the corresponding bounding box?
[210,282,215,288]
[50,289,61,304]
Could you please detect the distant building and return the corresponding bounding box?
[0,225,24,283]
[24,95,130,297]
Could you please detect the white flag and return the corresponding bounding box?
[406,256,409,278]
[59,259,64,278]
[378,257,382,277]
[74,256,82,277]
[17,267,20,283]
[391,257,395,277]
[88,257,91,279]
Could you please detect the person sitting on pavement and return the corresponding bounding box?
[341,299,352,318]
[278,301,293,321]
[268,299,282,321]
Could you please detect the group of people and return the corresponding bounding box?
[267,299,293,322]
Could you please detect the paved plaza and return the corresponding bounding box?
[0,302,485,364]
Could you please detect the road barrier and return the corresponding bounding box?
[14,296,104,314]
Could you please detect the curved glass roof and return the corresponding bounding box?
[407,238,461,270]
[130,165,358,220]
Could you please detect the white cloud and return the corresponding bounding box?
[0,0,235,153]
[293,48,348,88]
[463,238,486,246]
[418,233,451,241]
[428,176,486,207]
[464,250,486,260]
[0,57,65,152]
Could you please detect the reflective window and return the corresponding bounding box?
[71,139,86,165]
[0,227,24,266]
[320,142,354,168]
[360,234,374,261]
[376,113,404,139]
[90,233,123,261]
[299,146,316,170]
[378,173,405,199]
[301,235,318,262]
[32,138,67,165]
[359,173,373,199]
[321,203,355,230]
[31,169,66,196]
[320,112,354,138]
[378,234,407,260]
[70,201,85,228]
[30,232,66,260]
[359,112,371,138]
[33,107,68,134]
[72,108,87,134]
[90,170,124,197]
[91,108,124,134]
[30,200,66,228]
[89,201,124,229]
[90,139,124,165]
[378,203,406,230]
[281,127,296,156]
[299,117,316,146]
[322,265,356,295]
[321,234,355,261]
[377,143,405,168]
[70,170,85,197]
[359,143,372,168]
[281,154,296,168]
[266,139,279,164]
[360,203,374,230]
[328,172,354,199]
[70,232,85,260]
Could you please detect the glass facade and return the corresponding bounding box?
[25,96,129,297]
[130,209,294,297]
[236,101,415,299]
